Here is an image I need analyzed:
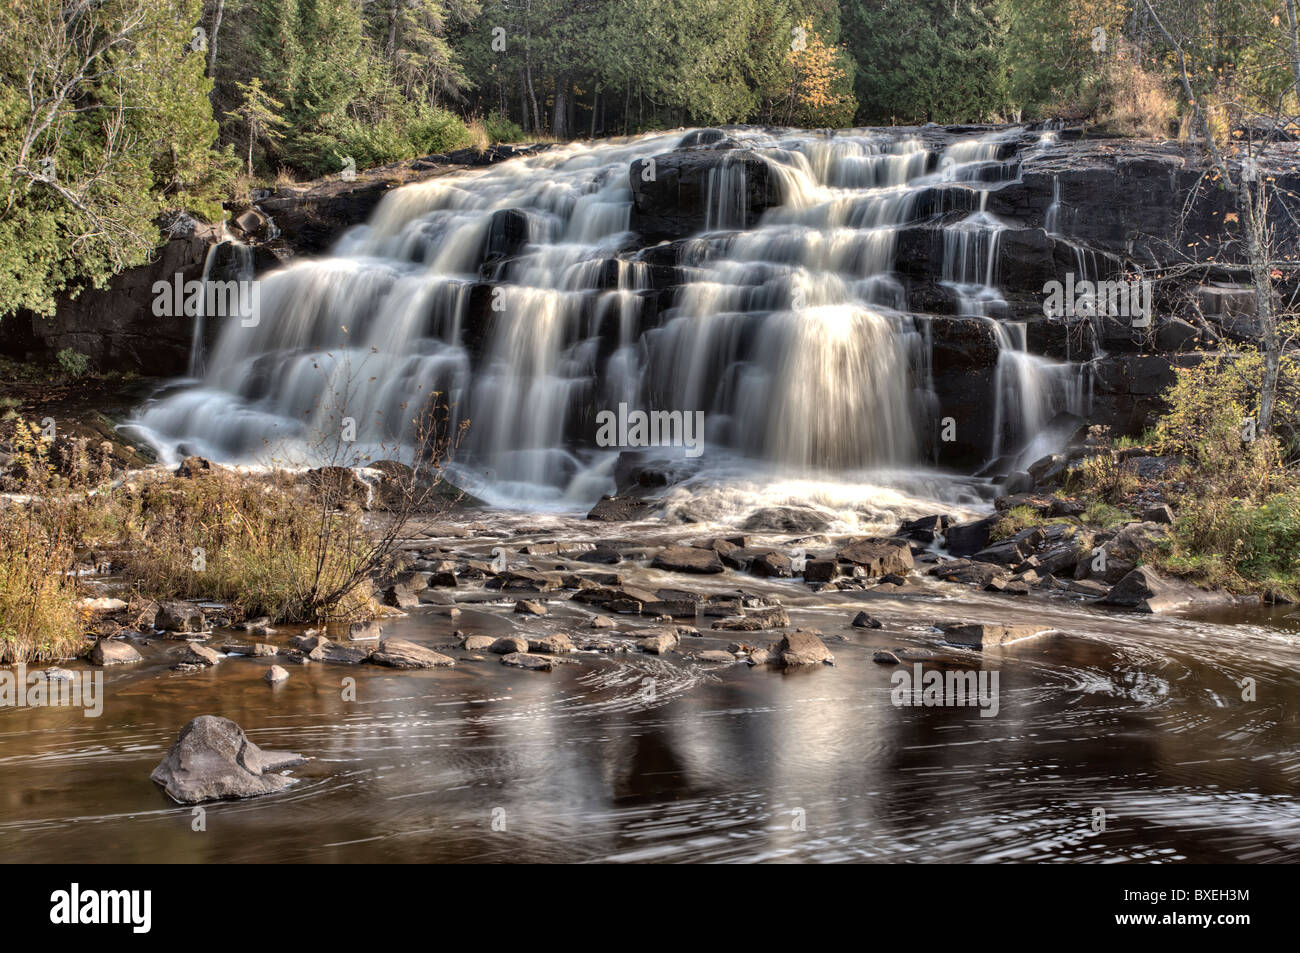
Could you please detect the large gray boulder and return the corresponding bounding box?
[1100,565,1231,613]
[150,715,304,804]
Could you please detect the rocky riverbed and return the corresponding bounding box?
[2,450,1298,862]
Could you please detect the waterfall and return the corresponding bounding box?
[130,127,1092,507]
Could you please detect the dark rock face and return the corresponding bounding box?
[3,236,209,375]
[630,149,783,243]
[150,715,304,804]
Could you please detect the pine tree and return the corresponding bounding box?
[226,79,288,176]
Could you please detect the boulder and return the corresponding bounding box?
[741,505,830,533]
[636,630,680,654]
[897,514,947,543]
[150,715,304,804]
[651,545,725,574]
[938,621,1053,648]
[928,559,1006,587]
[851,611,883,629]
[836,538,914,577]
[528,634,573,654]
[587,495,654,521]
[710,606,790,631]
[316,643,371,664]
[771,630,834,666]
[174,456,216,478]
[501,652,554,671]
[156,600,205,633]
[578,547,623,564]
[461,634,496,650]
[750,551,794,577]
[1100,565,1212,613]
[943,516,998,557]
[88,638,142,666]
[382,584,420,609]
[803,559,839,583]
[368,638,456,669]
[179,643,223,667]
[264,665,290,684]
[347,621,383,642]
[514,599,548,616]
[970,540,1025,566]
[490,636,530,654]
[1142,504,1175,524]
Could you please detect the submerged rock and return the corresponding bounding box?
[150,715,304,804]
[501,651,554,671]
[938,620,1053,648]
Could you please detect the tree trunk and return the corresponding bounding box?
[386,0,399,65]
[1243,179,1281,433]
[208,0,225,75]
[519,70,531,133]
[553,72,569,139]
[590,85,598,139]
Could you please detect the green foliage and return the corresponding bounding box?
[482,109,526,143]
[55,349,91,379]
[1151,349,1300,597]
[1153,351,1296,496]
[844,0,1011,124]
[0,0,234,319]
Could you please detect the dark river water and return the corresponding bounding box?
[3,514,1300,864]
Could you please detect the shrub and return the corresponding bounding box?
[1069,41,1177,138]
[56,347,90,378]
[0,503,83,663]
[482,109,525,144]
[117,469,379,624]
[1065,451,1141,503]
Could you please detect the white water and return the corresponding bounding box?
[128,127,1087,511]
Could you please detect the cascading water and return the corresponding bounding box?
[128,126,1090,515]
